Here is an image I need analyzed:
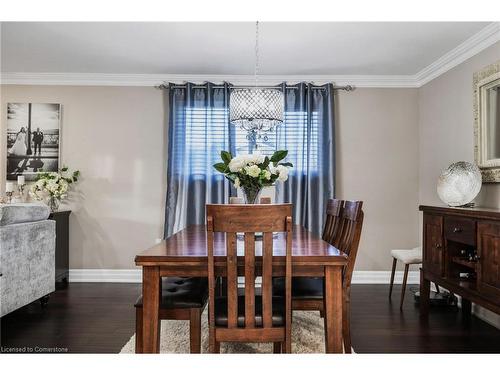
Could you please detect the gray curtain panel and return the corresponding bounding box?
[164,82,236,238]
[274,83,335,236]
[164,82,335,237]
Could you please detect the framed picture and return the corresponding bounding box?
[6,103,61,181]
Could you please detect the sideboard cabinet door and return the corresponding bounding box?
[423,213,444,276]
[477,221,500,298]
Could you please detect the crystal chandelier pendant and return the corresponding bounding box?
[229,21,284,143]
[230,88,284,132]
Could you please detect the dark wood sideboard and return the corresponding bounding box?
[419,205,500,318]
[49,210,71,285]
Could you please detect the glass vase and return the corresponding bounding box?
[47,196,60,213]
[242,186,262,204]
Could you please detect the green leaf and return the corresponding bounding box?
[279,162,293,167]
[270,150,288,163]
[221,151,232,165]
[213,162,227,173]
[61,166,68,172]
[261,156,270,169]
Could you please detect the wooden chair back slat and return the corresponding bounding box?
[262,231,273,328]
[336,200,364,287]
[206,204,293,347]
[226,232,238,328]
[322,199,344,246]
[206,216,216,340]
[244,232,256,328]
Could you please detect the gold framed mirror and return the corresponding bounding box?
[474,60,500,182]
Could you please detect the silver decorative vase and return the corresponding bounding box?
[47,196,61,213]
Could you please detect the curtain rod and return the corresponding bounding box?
[155,83,354,91]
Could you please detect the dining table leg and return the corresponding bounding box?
[141,266,160,353]
[324,265,343,353]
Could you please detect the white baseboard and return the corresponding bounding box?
[69,269,420,284]
[69,269,142,283]
[351,271,420,284]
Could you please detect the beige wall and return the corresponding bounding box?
[419,41,500,207]
[0,85,420,271]
[336,88,419,271]
[1,86,167,269]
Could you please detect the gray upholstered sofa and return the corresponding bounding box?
[0,203,56,317]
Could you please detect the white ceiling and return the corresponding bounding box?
[0,22,493,75]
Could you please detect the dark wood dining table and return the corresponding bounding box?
[135,224,348,353]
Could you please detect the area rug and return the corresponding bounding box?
[120,310,352,353]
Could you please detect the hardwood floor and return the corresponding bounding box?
[1,283,499,353]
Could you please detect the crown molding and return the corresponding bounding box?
[0,72,419,88]
[415,22,500,86]
[1,23,498,88]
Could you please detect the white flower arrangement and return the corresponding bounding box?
[214,150,293,200]
[30,167,80,202]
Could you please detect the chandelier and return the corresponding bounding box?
[230,21,284,141]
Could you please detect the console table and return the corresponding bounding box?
[419,205,500,318]
[49,210,71,285]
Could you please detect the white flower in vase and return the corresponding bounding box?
[29,167,80,212]
[245,165,261,178]
[213,150,293,204]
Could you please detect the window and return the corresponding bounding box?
[235,111,320,173]
[181,107,320,176]
[178,107,230,177]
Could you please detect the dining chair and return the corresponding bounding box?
[134,277,208,353]
[274,199,364,353]
[389,246,440,310]
[275,199,344,317]
[322,199,345,245]
[206,204,293,353]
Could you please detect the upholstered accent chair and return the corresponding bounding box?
[0,203,56,317]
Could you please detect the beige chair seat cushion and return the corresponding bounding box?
[390,247,422,264]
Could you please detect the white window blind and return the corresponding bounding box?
[181,108,319,175]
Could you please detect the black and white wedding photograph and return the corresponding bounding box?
[6,102,61,181]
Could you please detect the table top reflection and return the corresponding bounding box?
[135,224,347,266]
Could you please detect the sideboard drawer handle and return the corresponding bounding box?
[435,244,442,249]
[453,227,462,233]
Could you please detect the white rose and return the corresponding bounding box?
[264,170,271,180]
[234,177,241,189]
[240,153,265,166]
[277,165,289,182]
[228,156,245,172]
[251,153,265,164]
[46,180,58,193]
[59,180,69,194]
[245,165,261,178]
